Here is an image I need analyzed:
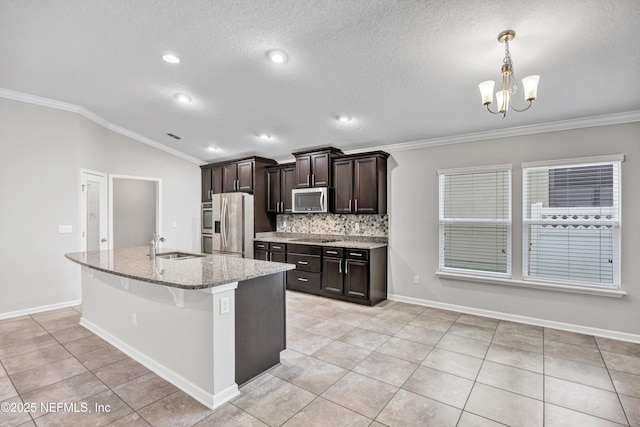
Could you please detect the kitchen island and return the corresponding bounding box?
[65,246,295,410]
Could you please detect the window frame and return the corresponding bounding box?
[438,164,513,279]
[521,155,623,291]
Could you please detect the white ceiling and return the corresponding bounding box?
[1,0,639,164]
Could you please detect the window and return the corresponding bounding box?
[522,156,622,289]
[438,165,512,277]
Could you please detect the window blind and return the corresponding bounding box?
[438,166,512,277]
[523,160,621,288]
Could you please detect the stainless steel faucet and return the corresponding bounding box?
[149,233,165,259]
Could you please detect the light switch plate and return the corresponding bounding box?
[58,225,73,234]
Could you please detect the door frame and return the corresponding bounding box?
[108,174,162,250]
[80,169,108,252]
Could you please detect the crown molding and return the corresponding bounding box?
[3,87,639,161]
[0,88,205,165]
[357,110,640,155]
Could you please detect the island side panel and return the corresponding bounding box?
[235,272,286,385]
[79,269,216,403]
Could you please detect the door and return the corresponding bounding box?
[295,155,311,188]
[81,170,108,252]
[237,161,254,192]
[221,193,244,254]
[202,166,213,201]
[345,259,369,299]
[333,159,353,213]
[354,157,378,213]
[282,166,296,213]
[310,153,330,187]
[266,169,281,213]
[222,163,238,192]
[322,257,344,294]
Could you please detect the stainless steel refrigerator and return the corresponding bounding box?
[202,193,254,258]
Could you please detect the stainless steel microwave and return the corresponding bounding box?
[292,187,329,213]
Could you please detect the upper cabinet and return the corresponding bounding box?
[266,163,296,214]
[292,147,343,188]
[223,159,254,193]
[332,151,389,214]
[201,165,223,201]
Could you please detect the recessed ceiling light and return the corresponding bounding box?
[174,93,192,103]
[336,114,352,123]
[162,54,180,64]
[267,49,288,64]
[258,133,272,140]
[207,146,220,152]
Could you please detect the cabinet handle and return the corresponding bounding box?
[326,250,338,254]
[348,199,352,212]
[312,174,315,186]
[269,252,272,261]
[355,199,358,211]
[257,244,265,248]
[297,261,308,265]
[349,252,363,257]
[345,261,348,274]
[297,277,309,282]
[339,260,342,274]
[307,174,310,186]
[273,245,282,249]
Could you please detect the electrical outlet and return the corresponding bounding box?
[354,222,360,231]
[172,221,177,228]
[220,297,230,314]
[132,313,138,326]
[282,221,287,229]
[413,275,420,285]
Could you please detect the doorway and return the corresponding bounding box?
[109,175,162,249]
[80,170,108,252]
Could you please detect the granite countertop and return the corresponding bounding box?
[254,232,388,249]
[65,246,295,290]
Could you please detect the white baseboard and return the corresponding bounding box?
[79,318,239,410]
[387,293,640,344]
[0,299,82,320]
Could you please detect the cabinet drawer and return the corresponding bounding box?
[287,270,321,291]
[346,249,369,260]
[269,243,286,252]
[287,253,321,272]
[254,241,269,251]
[287,244,322,256]
[323,247,344,258]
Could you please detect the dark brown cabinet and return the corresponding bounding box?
[322,248,373,300]
[201,165,223,201]
[332,152,389,214]
[292,147,343,188]
[266,163,296,213]
[254,241,287,262]
[286,244,322,292]
[223,160,254,193]
[201,156,278,232]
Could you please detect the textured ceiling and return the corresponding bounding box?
[1,0,639,163]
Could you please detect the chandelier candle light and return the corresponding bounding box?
[479,30,540,117]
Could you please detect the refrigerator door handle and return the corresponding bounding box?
[221,197,227,249]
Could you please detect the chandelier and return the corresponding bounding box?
[479,30,540,117]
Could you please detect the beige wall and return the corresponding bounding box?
[387,121,640,336]
[0,98,200,316]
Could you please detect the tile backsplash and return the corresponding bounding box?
[276,214,388,237]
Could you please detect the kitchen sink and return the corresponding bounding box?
[155,252,206,260]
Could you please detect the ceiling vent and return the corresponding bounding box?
[166,133,181,140]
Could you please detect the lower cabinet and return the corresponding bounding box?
[254,241,286,262]
[256,240,387,306]
[323,248,372,300]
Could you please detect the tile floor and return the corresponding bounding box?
[0,292,639,426]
